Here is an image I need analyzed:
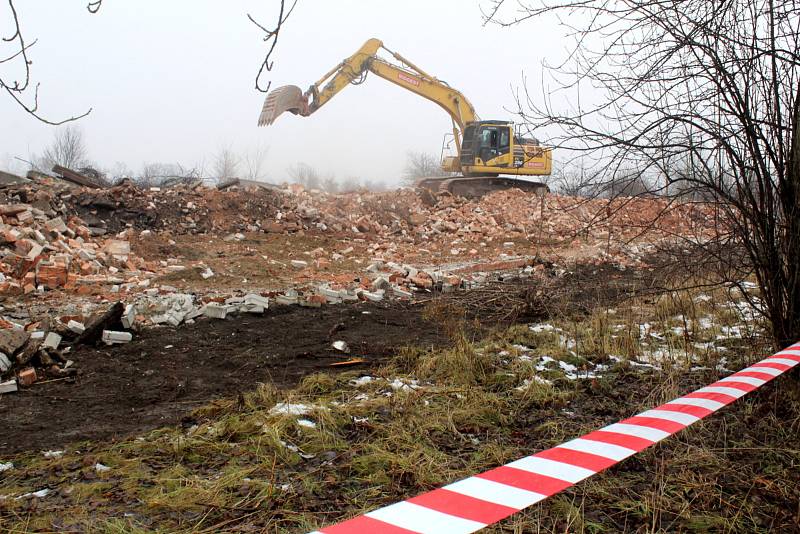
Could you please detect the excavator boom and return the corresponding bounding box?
[258,38,476,131]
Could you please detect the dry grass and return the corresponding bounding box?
[0,280,797,533]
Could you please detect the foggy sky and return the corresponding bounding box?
[1,1,569,184]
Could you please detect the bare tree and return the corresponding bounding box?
[3,1,294,124]
[289,163,321,190]
[213,147,240,183]
[137,162,200,188]
[603,168,653,199]
[487,0,800,348]
[37,126,89,171]
[321,174,339,193]
[107,161,133,185]
[339,176,361,193]
[402,151,440,185]
[242,145,269,182]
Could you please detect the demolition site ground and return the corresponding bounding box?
[0,177,799,533]
[0,300,453,454]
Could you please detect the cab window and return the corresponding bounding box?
[480,127,498,148]
[499,128,510,152]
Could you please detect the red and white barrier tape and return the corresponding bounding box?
[310,345,800,534]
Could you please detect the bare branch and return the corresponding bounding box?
[0,0,98,124]
[248,0,298,93]
[493,0,800,347]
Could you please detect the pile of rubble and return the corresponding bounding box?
[0,200,155,295]
[0,302,130,394]
[0,169,724,302]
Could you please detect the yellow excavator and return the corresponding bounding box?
[258,38,551,198]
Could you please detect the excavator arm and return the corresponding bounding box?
[258,38,478,141]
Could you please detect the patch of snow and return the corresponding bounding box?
[42,450,64,459]
[270,403,312,416]
[529,323,556,333]
[94,463,110,472]
[628,360,662,371]
[0,462,13,472]
[639,323,652,339]
[515,376,553,390]
[387,378,420,391]
[351,376,377,387]
[297,419,317,429]
[16,488,50,499]
[280,440,315,459]
[697,317,714,330]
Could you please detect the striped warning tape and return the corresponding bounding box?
[310,345,800,534]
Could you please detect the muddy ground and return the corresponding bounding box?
[0,301,453,454]
[0,260,659,455]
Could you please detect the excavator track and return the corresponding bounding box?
[416,175,549,199]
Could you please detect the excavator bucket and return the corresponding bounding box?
[257,85,309,126]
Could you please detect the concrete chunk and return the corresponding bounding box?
[244,294,269,308]
[102,330,133,345]
[67,320,86,334]
[276,294,298,305]
[0,379,18,394]
[361,291,384,302]
[0,352,11,373]
[42,332,62,350]
[121,304,136,329]
[392,286,414,299]
[0,330,30,356]
[202,303,228,319]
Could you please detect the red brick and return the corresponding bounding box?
[18,367,37,386]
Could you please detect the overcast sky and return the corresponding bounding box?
[1,1,571,184]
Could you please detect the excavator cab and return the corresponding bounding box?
[459,121,514,170]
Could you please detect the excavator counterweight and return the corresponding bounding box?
[258,38,552,198]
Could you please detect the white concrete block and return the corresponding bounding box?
[67,320,85,334]
[101,330,132,345]
[392,286,413,299]
[361,291,384,302]
[202,303,227,319]
[0,379,18,394]
[121,304,136,329]
[0,352,11,373]
[276,295,298,305]
[42,332,61,350]
[244,294,269,308]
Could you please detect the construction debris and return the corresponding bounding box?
[0,174,726,397]
[101,330,132,345]
[52,165,105,189]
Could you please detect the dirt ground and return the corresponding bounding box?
[0,300,452,454]
[0,260,660,456]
